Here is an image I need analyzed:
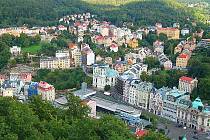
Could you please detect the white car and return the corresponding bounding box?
[183,126,187,130]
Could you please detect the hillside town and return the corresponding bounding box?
[0,12,210,140]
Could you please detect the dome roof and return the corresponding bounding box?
[106,69,118,77]
[192,97,204,110]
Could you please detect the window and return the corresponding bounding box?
[207,119,210,126]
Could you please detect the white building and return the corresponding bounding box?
[86,51,95,66]
[99,25,109,36]
[10,46,21,56]
[181,28,190,36]
[155,23,163,28]
[177,97,210,132]
[149,87,171,116]
[93,64,119,89]
[162,88,188,122]
[135,31,143,40]
[40,57,71,69]
[138,47,153,61]
[125,53,142,64]
[158,53,173,70]
[163,60,173,70]
[81,45,95,66]
[55,50,70,58]
[154,45,164,54]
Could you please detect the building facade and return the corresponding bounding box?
[27,82,39,97]
[149,87,171,116]
[123,80,153,110]
[71,48,82,67]
[38,81,55,101]
[157,28,180,40]
[124,63,148,79]
[55,50,70,58]
[93,64,119,89]
[10,46,21,56]
[177,97,210,132]
[82,50,95,66]
[178,76,198,93]
[162,88,187,122]
[176,54,189,68]
[40,57,71,69]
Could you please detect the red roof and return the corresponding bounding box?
[180,76,194,82]
[74,22,81,27]
[110,43,118,48]
[95,35,104,41]
[135,129,148,137]
[38,81,54,92]
[179,53,188,59]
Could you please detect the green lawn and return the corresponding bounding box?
[22,44,41,54]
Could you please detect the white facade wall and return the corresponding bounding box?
[56,51,70,58]
[87,52,95,66]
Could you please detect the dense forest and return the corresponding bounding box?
[188,47,210,103]
[0,0,208,27]
[0,95,135,140]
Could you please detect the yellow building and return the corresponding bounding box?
[176,54,189,68]
[128,38,138,48]
[157,28,180,40]
[1,88,13,97]
[40,57,71,69]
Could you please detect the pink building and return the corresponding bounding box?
[178,76,198,93]
[38,81,55,101]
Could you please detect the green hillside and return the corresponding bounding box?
[0,0,208,27]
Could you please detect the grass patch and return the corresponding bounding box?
[22,44,41,54]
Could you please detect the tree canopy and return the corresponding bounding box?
[33,68,92,90]
[0,95,136,140]
[0,0,208,27]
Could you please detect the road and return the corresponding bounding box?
[157,122,210,140]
